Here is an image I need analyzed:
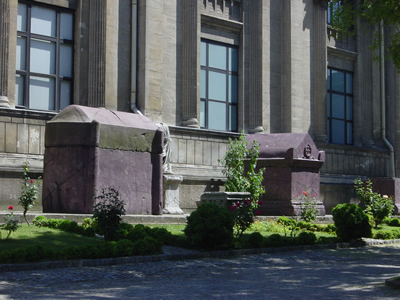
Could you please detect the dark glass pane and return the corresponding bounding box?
[332,119,345,144]
[332,94,345,119]
[229,74,238,103]
[209,71,226,101]
[209,43,227,70]
[208,101,226,130]
[331,70,345,92]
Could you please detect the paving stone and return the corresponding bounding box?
[1,244,400,299]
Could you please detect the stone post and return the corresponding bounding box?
[163,175,184,214]
[0,0,11,108]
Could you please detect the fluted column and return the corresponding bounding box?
[313,0,328,142]
[245,0,264,133]
[88,0,106,108]
[181,0,199,127]
[0,0,11,108]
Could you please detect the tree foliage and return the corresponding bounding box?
[329,0,400,70]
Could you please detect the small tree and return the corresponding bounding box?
[19,162,41,226]
[219,132,265,237]
[92,187,125,241]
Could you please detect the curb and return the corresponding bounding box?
[2,238,399,273]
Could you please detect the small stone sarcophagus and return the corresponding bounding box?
[246,133,326,216]
[42,105,164,215]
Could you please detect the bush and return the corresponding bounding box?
[244,232,264,248]
[354,178,394,227]
[131,236,163,256]
[126,224,150,242]
[92,187,126,241]
[389,218,400,227]
[297,232,317,245]
[184,203,234,250]
[32,215,48,227]
[332,203,372,242]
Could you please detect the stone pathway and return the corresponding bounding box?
[1,244,400,299]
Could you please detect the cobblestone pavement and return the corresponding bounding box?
[1,244,400,299]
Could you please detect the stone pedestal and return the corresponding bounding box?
[42,105,164,215]
[246,133,326,216]
[199,192,251,210]
[163,174,184,214]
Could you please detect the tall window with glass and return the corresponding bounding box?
[327,67,353,145]
[16,2,74,111]
[200,40,238,132]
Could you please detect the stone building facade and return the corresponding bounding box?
[0,0,399,214]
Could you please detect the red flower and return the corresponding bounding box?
[244,200,251,206]
[313,194,316,197]
[8,205,13,210]
[230,205,236,211]
[296,194,299,197]
[258,201,263,206]
[30,179,34,183]
[255,210,261,215]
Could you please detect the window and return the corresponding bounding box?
[16,2,74,111]
[200,40,238,132]
[327,0,342,25]
[327,68,353,145]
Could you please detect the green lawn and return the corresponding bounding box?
[0,225,102,253]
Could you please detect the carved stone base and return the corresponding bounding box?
[163,175,184,214]
[0,96,10,108]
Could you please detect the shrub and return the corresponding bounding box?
[332,203,372,242]
[148,227,174,244]
[92,187,126,241]
[354,178,394,227]
[389,218,400,227]
[32,215,48,227]
[184,203,234,250]
[264,234,285,247]
[126,225,150,242]
[277,216,298,237]
[131,236,163,256]
[244,232,264,248]
[297,232,317,245]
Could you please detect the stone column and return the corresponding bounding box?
[88,0,106,108]
[0,0,11,108]
[181,0,199,127]
[313,0,328,142]
[245,0,264,133]
[281,0,310,133]
[163,175,184,214]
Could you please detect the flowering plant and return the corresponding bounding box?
[354,178,394,227]
[297,190,319,223]
[1,206,20,239]
[19,162,41,226]
[230,199,262,238]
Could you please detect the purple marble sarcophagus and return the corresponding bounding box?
[246,133,326,216]
[42,105,163,215]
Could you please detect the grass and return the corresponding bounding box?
[0,224,102,253]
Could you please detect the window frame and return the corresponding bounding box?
[327,67,354,145]
[200,39,238,132]
[16,0,74,112]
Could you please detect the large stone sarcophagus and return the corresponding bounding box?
[42,105,164,215]
[246,133,326,216]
